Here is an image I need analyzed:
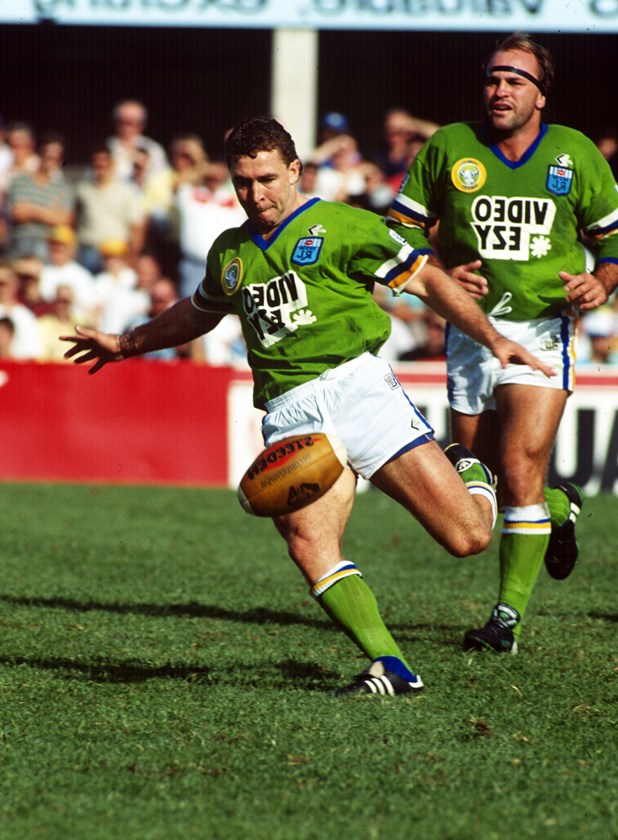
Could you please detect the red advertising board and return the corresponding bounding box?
[1,360,617,495]
[0,360,233,486]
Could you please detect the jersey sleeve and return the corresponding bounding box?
[191,240,237,316]
[576,141,618,265]
[347,211,430,296]
[386,129,450,240]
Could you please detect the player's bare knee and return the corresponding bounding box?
[446,520,491,557]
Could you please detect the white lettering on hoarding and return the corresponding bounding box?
[4,0,614,28]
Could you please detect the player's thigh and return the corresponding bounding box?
[273,466,357,582]
[495,383,567,500]
[370,439,485,555]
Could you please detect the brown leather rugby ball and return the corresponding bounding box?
[238,433,348,517]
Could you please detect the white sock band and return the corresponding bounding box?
[310,561,362,598]
[502,503,551,536]
[467,481,498,528]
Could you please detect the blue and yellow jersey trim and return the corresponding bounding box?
[376,247,428,296]
[585,205,618,241]
[386,193,435,230]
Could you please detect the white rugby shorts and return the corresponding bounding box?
[446,315,576,415]
[262,352,434,479]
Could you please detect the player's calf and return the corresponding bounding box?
[444,443,498,550]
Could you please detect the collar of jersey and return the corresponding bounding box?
[247,196,322,250]
[486,122,548,169]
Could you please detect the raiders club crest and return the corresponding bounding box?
[221,257,243,295]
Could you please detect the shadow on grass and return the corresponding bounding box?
[0,653,340,691]
[0,594,465,659]
[0,593,329,630]
[588,610,618,623]
[0,653,212,683]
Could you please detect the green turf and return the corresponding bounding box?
[0,483,616,840]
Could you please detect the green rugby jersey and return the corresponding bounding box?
[388,122,618,321]
[192,197,428,408]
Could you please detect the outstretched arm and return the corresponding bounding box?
[61,297,224,374]
[405,261,555,377]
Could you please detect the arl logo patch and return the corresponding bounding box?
[292,237,324,266]
[546,165,573,196]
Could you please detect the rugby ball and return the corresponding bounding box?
[238,433,348,517]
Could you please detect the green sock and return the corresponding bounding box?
[317,574,414,673]
[545,487,570,527]
[499,505,551,640]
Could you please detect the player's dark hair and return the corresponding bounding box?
[487,31,555,96]
[225,117,300,169]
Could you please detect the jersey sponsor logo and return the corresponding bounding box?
[221,257,243,295]
[451,158,487,193]
[241,270,316,348]
[546,165,574,196]
[291,236,324,265]
[470,195,556,260]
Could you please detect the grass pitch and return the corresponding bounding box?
[0,482,616,840]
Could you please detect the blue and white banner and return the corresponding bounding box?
[3,0,618,32]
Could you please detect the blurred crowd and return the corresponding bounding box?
[0,100,617,366]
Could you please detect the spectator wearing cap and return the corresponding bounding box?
[319,111,351,143]
[37,284,81,362]
[75,145,146,275]
[373,108,440,193]
[306,110,370,203]
[40,225,97,322]
[6,133,75,261]
[108,99,168,184]
[310,112,360,168]
[93,239,140,333]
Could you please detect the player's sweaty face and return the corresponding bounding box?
[231,150,301,236]
[483,49,545,135]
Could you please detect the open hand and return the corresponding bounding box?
[60,326,123,374]
[491,335,555,378]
